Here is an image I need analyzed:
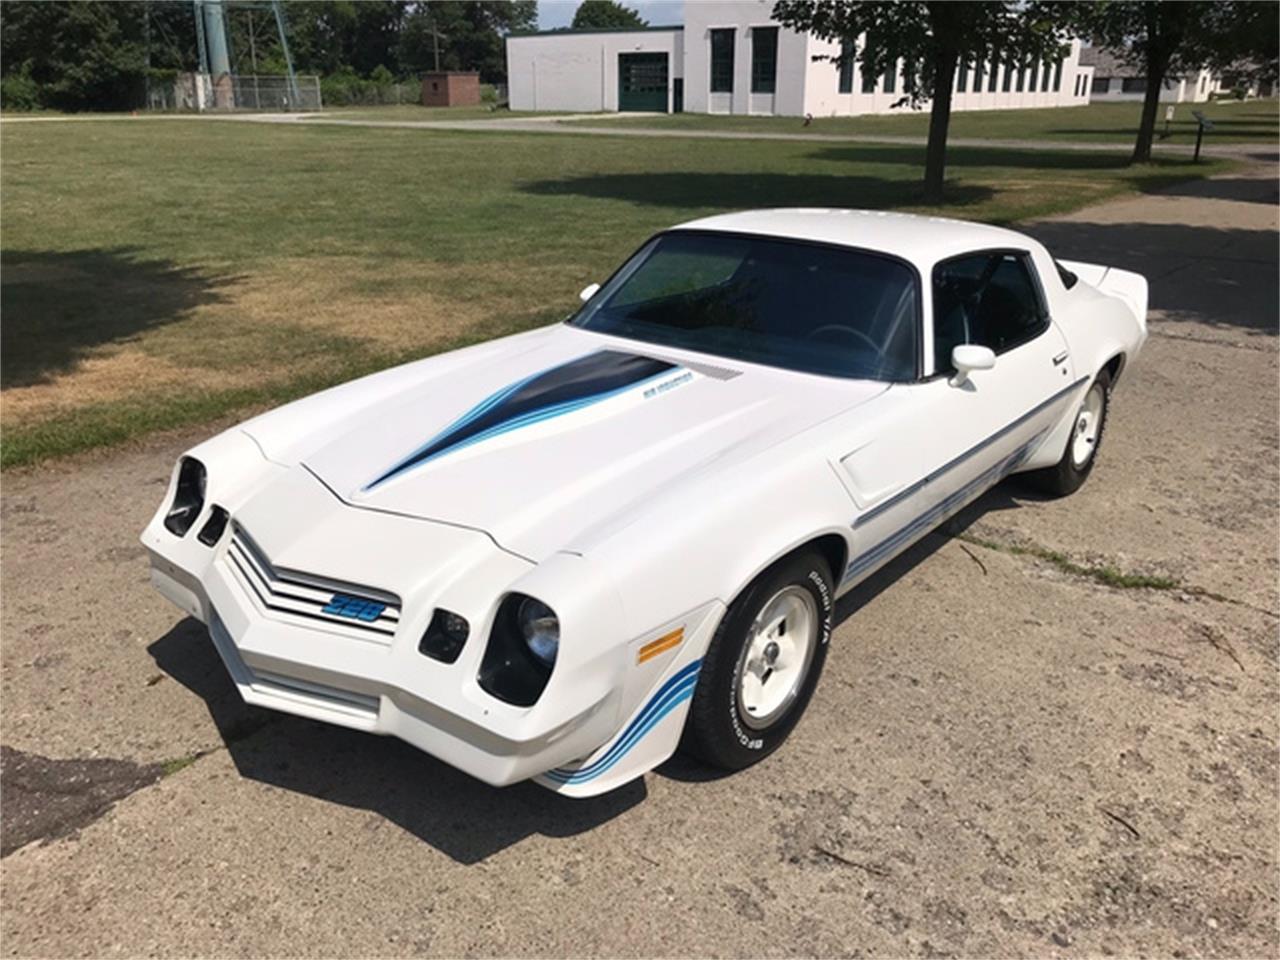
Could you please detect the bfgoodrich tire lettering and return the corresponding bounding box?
[681,551,834,770]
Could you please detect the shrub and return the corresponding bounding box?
[1,71,42,111]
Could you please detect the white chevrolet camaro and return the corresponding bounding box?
[144,210,1148,797]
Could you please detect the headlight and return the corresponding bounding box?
[478,593,558,707]
[518,597,559,667]
[164,457,207,536]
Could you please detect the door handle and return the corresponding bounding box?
[1052,351,1069,366]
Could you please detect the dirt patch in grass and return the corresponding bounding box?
[0,256,576,436]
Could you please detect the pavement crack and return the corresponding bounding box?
[954,532,1276,621]
[1148,329,1275,352]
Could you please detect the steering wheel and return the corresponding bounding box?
[807,324,881,355]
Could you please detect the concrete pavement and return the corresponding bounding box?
[1,159,1276,957]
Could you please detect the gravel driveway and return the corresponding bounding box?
[2,159,1276,958]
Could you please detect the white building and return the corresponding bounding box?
[507,0,1094,117]
[1081,47,1221,104]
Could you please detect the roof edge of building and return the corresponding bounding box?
[510,25,684,38]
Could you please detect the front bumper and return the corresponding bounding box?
[142,462,627,789]
[148,553,622,787]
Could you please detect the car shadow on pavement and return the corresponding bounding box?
[148,619,646,865]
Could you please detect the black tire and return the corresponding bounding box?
[681,551,834,770]
[1025,368,1111,497]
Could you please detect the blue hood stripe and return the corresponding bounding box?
[364,350,678,491]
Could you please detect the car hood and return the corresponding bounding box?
[287,326,884,561]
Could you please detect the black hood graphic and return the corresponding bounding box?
[364,350,676,490]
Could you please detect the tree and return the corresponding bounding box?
[1062,1,1279,163]
[571,1,648,31]
[398,1,535,82]
[0,1,151,110]
[1056,1,1229,164]
[1202,1,1279,87]
[772,1,1074,201]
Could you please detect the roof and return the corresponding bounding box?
[668,209,1035,267]
[1078,46,1142,79]
[1080,45,1203,80]
[510,25,683,38]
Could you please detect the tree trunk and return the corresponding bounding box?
[1131,52,1167,164]
[924,43,958,202]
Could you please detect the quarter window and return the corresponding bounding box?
[751,27,778,93]
[932,252,1048,371]
[710,29,734,93]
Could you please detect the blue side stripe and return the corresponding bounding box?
[855,377,1088,529]
[546,659,702,785]
[843,433,1041,584]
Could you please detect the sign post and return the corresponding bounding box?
[1191,110,1215,163]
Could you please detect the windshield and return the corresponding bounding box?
[569,231,920,380]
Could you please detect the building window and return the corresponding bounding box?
[956,61,968,93]
[988,59,999,92]
[883,57,896,94]
[1052,59,1063,92]
[751,26,778,93]
[973,59,984,92]
[1092,76,1109,94]
[1015,62,1025,92]
[1042,61,1052,91]
[710,29,734,93]
[1002,62,1013,92]
[1121,77,1145,93]
[838,40,853,94]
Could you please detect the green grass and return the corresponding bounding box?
[959,533,1182,590]
[562,99,1280,146]
[0,117,1230,467]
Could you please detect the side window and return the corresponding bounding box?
[932,252,1047,371]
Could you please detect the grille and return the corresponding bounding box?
[225,525,401,641]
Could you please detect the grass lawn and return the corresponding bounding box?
[561,99,1280,146]
[0,117,1229,467]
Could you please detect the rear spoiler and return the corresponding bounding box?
[1059,259,1149,332]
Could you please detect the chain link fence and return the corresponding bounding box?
[146,73,322,112]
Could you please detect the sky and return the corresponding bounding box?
[537,0,685,30]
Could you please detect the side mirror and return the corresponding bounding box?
[950,344,995,388]
[578,282,600,303]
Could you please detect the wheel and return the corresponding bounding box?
[1025,368,1111,497]
[681,551,834,770]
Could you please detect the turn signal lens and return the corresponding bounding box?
[419,608,470,664]
[164,457,206,536]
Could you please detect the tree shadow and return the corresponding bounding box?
[1024,219,1279,334]
[1,248,237,388]
[147,619,645,865]
[810,143,1145,172]
[520,171,993,210]
[1151,175,1280,205]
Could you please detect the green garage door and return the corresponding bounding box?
[618,53,668,112]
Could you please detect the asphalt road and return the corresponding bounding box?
[2,160,1277,958]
